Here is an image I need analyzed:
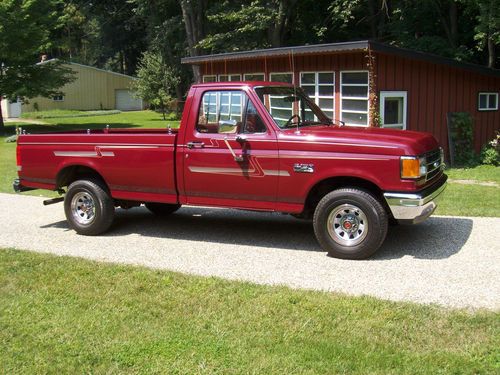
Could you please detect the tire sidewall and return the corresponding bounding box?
[314,189,387,259]
[64,180,114,235]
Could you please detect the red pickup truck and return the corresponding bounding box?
[14,82,447,259]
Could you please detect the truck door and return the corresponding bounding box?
[182,89,280,210]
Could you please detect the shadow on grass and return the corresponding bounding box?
[41,206,473,260]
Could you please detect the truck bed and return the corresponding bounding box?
[17,128,179,204]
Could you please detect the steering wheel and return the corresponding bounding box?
[284,114,301,128]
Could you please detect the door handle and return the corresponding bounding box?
[186,141,205,149]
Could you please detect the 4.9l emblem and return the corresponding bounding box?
[293,163,315,173]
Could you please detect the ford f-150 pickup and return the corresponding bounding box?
[14,82,447,259]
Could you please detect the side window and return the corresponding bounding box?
[197,90,247,134]
[243,100,267,133]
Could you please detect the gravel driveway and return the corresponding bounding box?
[1,192,499,310]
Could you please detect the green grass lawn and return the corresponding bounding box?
[21,109,121,119]
[0,249,498,374]
[6,109,180,134]
[0,112,498,216]
[446,164,500,183]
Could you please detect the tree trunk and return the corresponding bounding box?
[367,0,378,39]
[267,0,298,47]
[449,1,458,49]
[487,35,495,68]
[180,0,208,82]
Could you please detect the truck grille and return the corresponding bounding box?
[425,149,443,182]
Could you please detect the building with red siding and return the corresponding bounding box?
[181,40,500,156]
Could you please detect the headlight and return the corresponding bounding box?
[401,156,427,179]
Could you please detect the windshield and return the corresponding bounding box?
[254,86,332,129]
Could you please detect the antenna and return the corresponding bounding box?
[291,50,299,134]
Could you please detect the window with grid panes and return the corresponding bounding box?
[341,71,369,126]
[244,73,265,81]
[300,72,334,121]
[478,92,498,111]
[198,91,246,134]
[202,75,216,83]
[269,72,294,124]
[218,74,241,82]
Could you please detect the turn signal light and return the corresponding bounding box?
[401,156,426,179]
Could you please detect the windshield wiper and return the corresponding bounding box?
[298,120,328,127]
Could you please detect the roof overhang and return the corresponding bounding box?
[181,40,370,64]
[181,40,500,78]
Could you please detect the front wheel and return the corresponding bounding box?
[313,188,388,259]
[64,179,115,235]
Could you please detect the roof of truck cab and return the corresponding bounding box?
[191,81,294,89]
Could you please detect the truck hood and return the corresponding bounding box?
[278,125,439,156]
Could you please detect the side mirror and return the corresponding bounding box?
[218,119,238,134]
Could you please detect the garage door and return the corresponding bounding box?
[115,90,143,111]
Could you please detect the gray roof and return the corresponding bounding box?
[181,40,369,64]
[181,40,500,77]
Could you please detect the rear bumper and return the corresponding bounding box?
[13,178,37,193]
[383,174,447,224]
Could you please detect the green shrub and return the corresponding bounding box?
[448,112,478,167]
[165,112,180,121]
[480,132,499,166]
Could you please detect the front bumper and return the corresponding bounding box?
[383,174,447,224]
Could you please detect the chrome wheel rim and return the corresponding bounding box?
[327,204,368,247]
[71,192,96,225]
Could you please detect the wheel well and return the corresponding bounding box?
[301,176,390,219]
[56,165,107,190]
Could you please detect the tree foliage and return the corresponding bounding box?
[132,51,180,119]
[0,0,74,132]
[1,0,499,129]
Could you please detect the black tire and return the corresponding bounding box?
[145,202,181,216]
[313,188,388,260]
[64,179,115,235]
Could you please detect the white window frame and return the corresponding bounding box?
[243,73,265,81]
[202,75,217,83]
[218,74,241,82]
[219,91,244,122]
[201,91,219,125]
[380,91,407,130]
[268,72,294,124]
[269,72,294,84]
[52,95,65,102]
[300,71,335,121]
[340,70,369,127]
[478,92,498,111]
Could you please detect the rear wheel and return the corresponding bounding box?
[64,179,115,235]
[313,188,388,259]
[145,202,181,216]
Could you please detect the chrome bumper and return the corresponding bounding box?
[384,175,447,224]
